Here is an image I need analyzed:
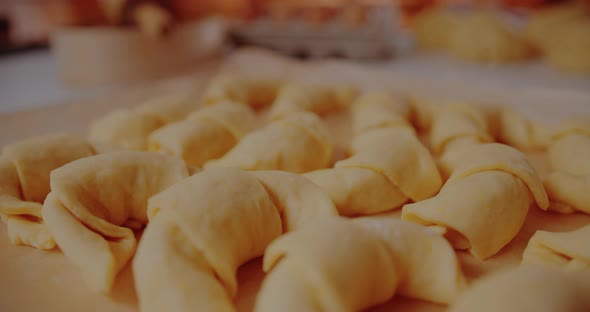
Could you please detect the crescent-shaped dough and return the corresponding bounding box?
[354,217,465,304]
[202,75,282,109]
[255,217,398,312]
[525,3,585,50]
[41,151,191,293]
[413,7,457,51]
[148,102,256,167]
[204,112,333,173]
[449,267,590,312]
[403,142,548,260]
[305,93,441,216]
[89,92,194,150]
[429,104,494,155]
[268,83,357,120]
[522,225,590,271]
[545,119,590,214]
[497,108,551,150]
[447,12,532,64]
[133,168,337,312]
[542,18,590,75]
[0,134,97,249]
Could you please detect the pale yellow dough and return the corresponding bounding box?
[354,217,465,304]
[202,75,282,109]
[404,143,548,259]
[89,92,194,150]
[429,103,494,155]
[0,134,97,249]
[497,108,551,149]
[305,93,441,216]
[41,151,191,293]
[205,112,333,173]
[255,217,398,312]
[148,102,256,167]
[413,7,457,51]
[256,217,465,311]
[522,225,590,271]
[448,12,532,64]
[268,83,357,120]
[538,16,590,75]
[525,4,586,50]
[403,103,547,259]
[449,267,590,312]
[133,168,337,312]
[545,119,590,214]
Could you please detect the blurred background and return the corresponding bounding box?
[0,0,589,112]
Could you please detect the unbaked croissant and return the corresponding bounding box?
[0,134,97,249]
[148,102,257,167]
[256,217,465,311]
[268,83,357,120]
[496,108,551,150]
[402,104,548,259]
[89,92,194,150]
[428,103,494,155]
[41,151,192,293]
[305,93,442,216]
[204,112,333,173]
[449,267,590,312]
[354,217,465,304]
[201,75,282,109]
[133,168,337,312]
[522,225,590,271]
[544,118,590,214]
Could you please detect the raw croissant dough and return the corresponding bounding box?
[89,92,194,150]
[544,119,590,214]
[133,168,337,312]
[256,217,465,311]
[403,104,548,259]
[522,225,590,271]
[496,108,551,150]
[413,7,457,51]
[202,75,282,109]
[428,103,495,155]
[205,112,333,173]
[447,12,532,64]
[148,102,257,167]
[449,267,590,312]
[41,151,192,293]
[542,18,590,75]
[268,83,357,120]
[305,93,441,216]
[354,217,465,304]
[0,134,97,249]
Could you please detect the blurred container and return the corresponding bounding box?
[51,17,227,86]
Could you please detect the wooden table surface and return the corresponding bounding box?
[1,48,589,312]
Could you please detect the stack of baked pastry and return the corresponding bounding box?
[1,74,589,312]
[413,3,590,74]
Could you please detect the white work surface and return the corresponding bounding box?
[1,48,589,115]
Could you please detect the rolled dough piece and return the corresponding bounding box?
[522,225,590,271]
[403,143,548,259]
[41,151,191,293]
[148,102,256,167]
[134,168,337,312]
[255,217,398,312]
[305,93,441,216]
[205,112,333,173]
[268,83,357,120]
[0,134,97,249]
[202,75,283,109]
[449,267,590,312]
